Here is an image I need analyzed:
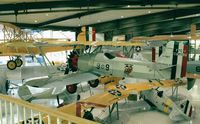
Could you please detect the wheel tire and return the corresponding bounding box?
[66,84,77,94]
[88,79,99,88]
[15,58,23,67]
[7,60,17,70]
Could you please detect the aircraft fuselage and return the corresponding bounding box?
[78,53,171,80]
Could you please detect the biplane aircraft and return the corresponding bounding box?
[18,41,190,103]
[21,79,193,124]
[72,80,193,122]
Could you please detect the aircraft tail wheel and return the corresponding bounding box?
[15,58,23,67]
[66,84,77,94]
[7,60,17,70]
[88,79,99,88]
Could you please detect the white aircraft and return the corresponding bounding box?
[140,89,194,121]
[18,41,189,102]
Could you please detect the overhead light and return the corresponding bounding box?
[148,11,151,13]
[121,16,124,18]
[127,5,130,8]
[34,20,38,23]
[97,20,101,22]
[196,14,199,16]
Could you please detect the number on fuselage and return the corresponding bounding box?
[94,62,112,75]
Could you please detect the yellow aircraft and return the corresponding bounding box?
[0,24,144,70]
[19,78,189,124]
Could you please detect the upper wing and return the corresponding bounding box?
[0,40,145,56]
[33,40,145,47]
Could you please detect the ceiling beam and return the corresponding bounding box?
[11,22,78,32]
[110,16,200,36]
[0,6,183,16]
[37,10,104,27]
[0,0,200,11]
[91,7,200,33]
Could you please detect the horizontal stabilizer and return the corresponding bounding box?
[18,85,55,101]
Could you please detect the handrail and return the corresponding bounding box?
[0,93,99,124]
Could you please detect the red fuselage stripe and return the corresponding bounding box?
[181,45,188,77]
[92,28,96,41]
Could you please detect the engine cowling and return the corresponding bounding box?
[66,84,77,94]
[88,79,99,88]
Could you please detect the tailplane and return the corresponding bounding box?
[18,85,54,101]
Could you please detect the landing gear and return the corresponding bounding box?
[66,84,77,94]
[88,79,99,88]
[15,58,23,67]
[7,60,17,70]
[7,58,23,70]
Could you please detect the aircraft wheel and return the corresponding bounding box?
[66,84,77,94]
[7,60,17,70]
[15,58,23,67]
[88,79,99,88]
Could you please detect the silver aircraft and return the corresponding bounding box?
[18,41,189,102]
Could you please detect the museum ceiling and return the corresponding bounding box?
[0,0,200,36]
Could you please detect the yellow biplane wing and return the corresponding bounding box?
[59,79,186,117]
[0,40,145,56]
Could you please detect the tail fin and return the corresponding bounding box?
[156,41,188,79]
[77,26,96,42]
[169,99,193,121]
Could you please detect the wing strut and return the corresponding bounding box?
[38,46,57,75]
